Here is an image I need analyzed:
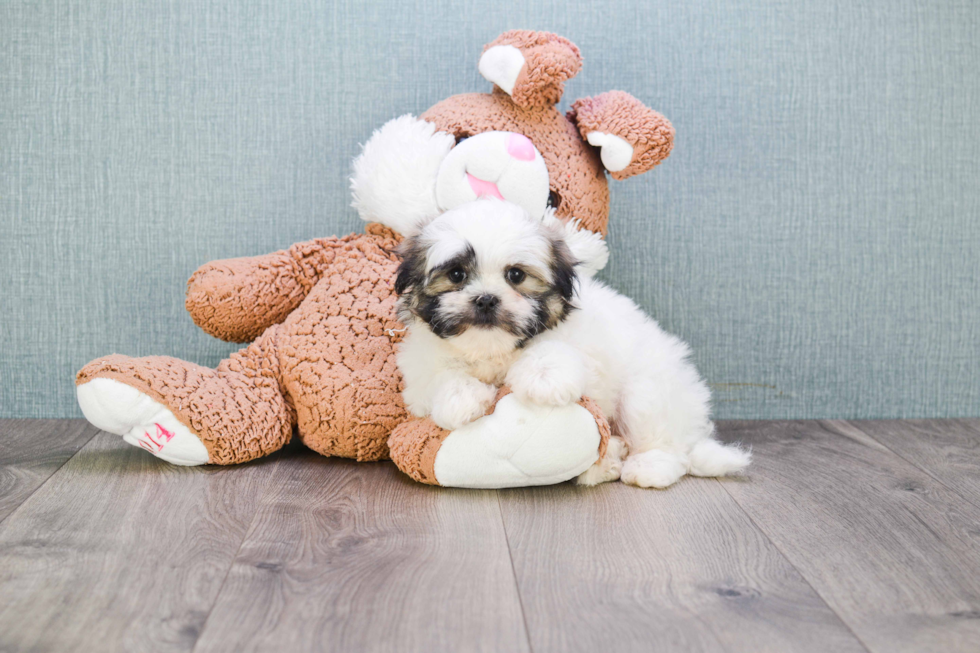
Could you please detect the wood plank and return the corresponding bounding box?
[193,450,529,653]
[196,452,527,652]
[0,431,279,653]
[718,420,980,653]
[841,419,980,508]
[498,477,867,653]
[0,419,98,523]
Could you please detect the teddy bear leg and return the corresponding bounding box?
[76,326,294,465]
[388,390,612,489]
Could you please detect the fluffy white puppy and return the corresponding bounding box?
[394,200,750,488]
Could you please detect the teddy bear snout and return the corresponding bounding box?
[435,130,551,219]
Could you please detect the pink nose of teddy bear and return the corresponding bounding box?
[506,133,535,161]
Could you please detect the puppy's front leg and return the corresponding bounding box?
[506,340,587,407]
[429,371,498,431]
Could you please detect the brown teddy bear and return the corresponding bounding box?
[75,30,674,488]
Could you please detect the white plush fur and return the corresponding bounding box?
[350,115,455,238]
[586,131,634,173]
[397,201,750,489]
[77,378,210,466]
[435,131,551,219]
[349,115,608,275]
[478,45,525,95]
[432,394,603,488]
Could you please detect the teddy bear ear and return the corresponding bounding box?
[479,30,582,108]
[569,91,674,180]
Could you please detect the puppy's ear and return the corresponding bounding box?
[550,237,578,302]
[394,237,426,295]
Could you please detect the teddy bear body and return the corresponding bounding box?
[76,30,676,486]
[258,228,405,461]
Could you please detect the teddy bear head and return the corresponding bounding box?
[351,30,674,273]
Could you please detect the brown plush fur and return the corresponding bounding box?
[79,224,407,463]
[570,91,675,180]
[484,31,582,109]
[76,30,673,480]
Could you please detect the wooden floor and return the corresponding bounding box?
[1,420,979,652]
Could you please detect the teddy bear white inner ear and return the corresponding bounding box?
[479,45,525,96]
[586,131,634,173]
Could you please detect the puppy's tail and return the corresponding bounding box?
[687,438,751,478]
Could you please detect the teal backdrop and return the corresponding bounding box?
[2,0,978,419]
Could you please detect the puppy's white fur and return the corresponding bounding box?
[397,201,750,488]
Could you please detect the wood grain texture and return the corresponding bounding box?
[192,448,529,653]
[4,419,980,652]
[718,420,980,653]
[842,419,980,507]
[0,431,278,653]
[0,419,97,523]
[497,479,867,653]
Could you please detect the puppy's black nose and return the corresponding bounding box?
[474,294,500,312]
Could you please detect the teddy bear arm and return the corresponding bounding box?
[185,237,344,343]
[569,91,675,180]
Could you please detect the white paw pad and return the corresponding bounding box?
[77,378,209,466]
[621,450,688,489]
[586,131,634,173]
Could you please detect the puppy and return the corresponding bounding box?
[394,199,750,488]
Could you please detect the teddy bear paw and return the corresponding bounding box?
[77,378,209,466]
[585,131,634,173]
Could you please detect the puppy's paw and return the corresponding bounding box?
[621,450,688,489]
[506,341,587,407]
[430,376,497,431]
[576,436,628,486]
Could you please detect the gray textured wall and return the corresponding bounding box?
[2,0,978,419]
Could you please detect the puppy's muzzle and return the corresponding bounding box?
[473,294,501,326]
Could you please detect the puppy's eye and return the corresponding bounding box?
[506,268,526,285]
[447,267,466,284]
